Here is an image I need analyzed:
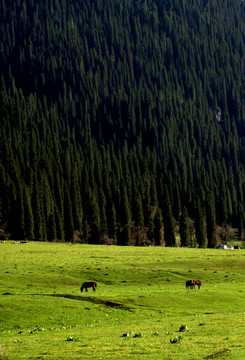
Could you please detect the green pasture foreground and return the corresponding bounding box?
[0,242,245,359]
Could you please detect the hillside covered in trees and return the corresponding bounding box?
[1,0,245,247]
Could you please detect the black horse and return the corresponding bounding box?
[81,281,97,292]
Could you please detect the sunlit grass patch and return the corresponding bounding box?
[0,242,245,359]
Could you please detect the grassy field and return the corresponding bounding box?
[0,242,245,359]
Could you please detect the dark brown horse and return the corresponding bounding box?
[186,280,195,289]
[186,280,201,290]
[193,280,201,289]
[81,281,97,292]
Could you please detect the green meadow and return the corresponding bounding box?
[0,242,245,360]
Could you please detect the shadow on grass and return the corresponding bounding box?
[2,292,133,311]
[50,294,133,310]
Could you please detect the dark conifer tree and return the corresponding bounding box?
[134,195,144,228]
[162,185,176,247]
[143,179,153,238]
[23,185,34,240]
[71,162,83,233]
[118,179,131,246]
[206,192,217,248]
[47,212,57,242]
[147,214,155,243]
[32,178,43,241]
[63,185,74,242]
[194,197,207,248]
[154,208,164,246]
[179,206,190,247]
[106,196,117,242]
[10,177,25,239]
[55,207,65,242]
[88,190,101,244]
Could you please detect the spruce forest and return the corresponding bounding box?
[1,0,245,247]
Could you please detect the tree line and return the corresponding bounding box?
[1,0,245,247]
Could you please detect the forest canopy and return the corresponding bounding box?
[1,0,245,247]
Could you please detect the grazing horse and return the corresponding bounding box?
[186,280,195,289]
[186,280,201,290]
[193,280,201,289]
[81,281,97,292]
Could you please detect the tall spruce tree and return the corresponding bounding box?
[106,196,117,242]
[162,185,176,247]
[194,197,207,248]
[179,206,190,247]
[23,185,34,240]
[64,185,74,242]
[154,208,164,246]
[206,192,217,248]
[47,212,57,242]
[118,179,131,246]
[32,177,43,241]
[88,190,101,244]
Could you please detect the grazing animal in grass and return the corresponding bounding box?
[81,281,97,292]
[186,280,195,289]
[186,280,201,290]
[193,280,201,289]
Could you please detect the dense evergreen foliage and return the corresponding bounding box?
[1,0,245,247]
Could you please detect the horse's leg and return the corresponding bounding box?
[85,287,88,292]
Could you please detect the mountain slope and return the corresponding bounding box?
[1,0,245,246]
